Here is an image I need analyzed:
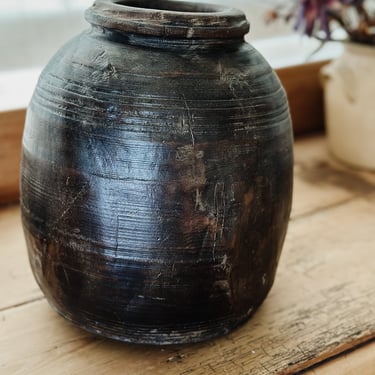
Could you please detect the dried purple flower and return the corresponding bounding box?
[267,0,375,45]
[294,0,337,37]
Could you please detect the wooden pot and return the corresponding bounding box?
[21,0,293,345]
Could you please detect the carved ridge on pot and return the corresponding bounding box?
[85,0,250,39]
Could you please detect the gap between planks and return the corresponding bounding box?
[0,295,45,314]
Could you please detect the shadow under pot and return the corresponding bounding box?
[21,0,293,345]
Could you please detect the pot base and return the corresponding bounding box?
[50,300,261,345]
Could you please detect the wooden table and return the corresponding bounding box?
[1,134,374,374]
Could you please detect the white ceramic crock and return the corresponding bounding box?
[322,42,375,170]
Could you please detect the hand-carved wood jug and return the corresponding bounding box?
[21,0,293,344]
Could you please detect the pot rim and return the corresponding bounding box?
[85,0,250,39]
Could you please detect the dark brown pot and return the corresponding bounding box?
[21,0,293,345]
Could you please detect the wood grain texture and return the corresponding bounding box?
[292,135,375,218]
[1,135,374,374]
[305,341,375,375]
[0,109,25,204]
[276,61,327,136]
[0,205,41,311]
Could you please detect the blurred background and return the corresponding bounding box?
[0,0,342,112]
[1,0,292,71]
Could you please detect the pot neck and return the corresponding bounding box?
[85,0,250,49]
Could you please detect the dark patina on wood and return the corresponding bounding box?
[21,0,293,345]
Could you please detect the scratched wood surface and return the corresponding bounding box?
[1,134,375,374]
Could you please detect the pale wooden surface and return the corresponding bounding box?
[1,134,375,375]
[305,341,375,375]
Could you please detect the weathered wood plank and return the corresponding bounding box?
[1,192,374,374]
[0,205,42,311]
[277,61,327,136]
[292,135,375,218]
[305,341,375,375]
[0,109,25,204]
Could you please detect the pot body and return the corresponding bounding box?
[21,0,293,345]
[322,43,375,170]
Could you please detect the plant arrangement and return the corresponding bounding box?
[266,0,375,45]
